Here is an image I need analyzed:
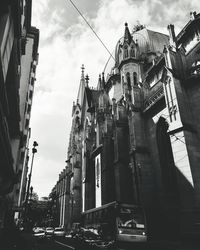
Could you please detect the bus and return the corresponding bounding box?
[81,201,147,243]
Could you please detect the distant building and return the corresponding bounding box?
[31,191,39,201]
[56,12,200,240]
[49,186,60,227]
[0,0,39,231]
[53,167,71,229]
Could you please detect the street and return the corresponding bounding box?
[33,238,75,250]
[36,240,200,250]
[10,233,199,250]
[5,232,199,250]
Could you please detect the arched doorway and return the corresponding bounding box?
[156,116,180,240]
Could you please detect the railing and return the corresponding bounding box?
[143,86,164,111]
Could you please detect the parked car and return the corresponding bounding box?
[45,227,54,238]
[53,227,66,238]
[80,228,100,240]
[33,227,42,233]
[33,228,45,239]
[70,222,81,237]
[73,228,101,246]
[74,228,115,249]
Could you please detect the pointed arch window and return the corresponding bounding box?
[130,46,136,57]
[133,72,138,86]
[118,47,123,64]
[126,72,132,102]
[126,72,131,88]
[124,45,128,59]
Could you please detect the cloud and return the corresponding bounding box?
[30,0,200,198]
[31,157,63,196]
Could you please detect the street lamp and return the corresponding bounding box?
[25,141,38,207]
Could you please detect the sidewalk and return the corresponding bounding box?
[0,230,34,250]
[148,239,200,250]
[19,232,35,249]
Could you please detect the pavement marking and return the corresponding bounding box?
[55,240,75,249]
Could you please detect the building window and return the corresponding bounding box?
[133,72,137,86]
[118,47,123,63]
[1,14,14,80]
[29,90,33,99]
[31,77,35,85]
[126,72,131,88]
[20,151,25,163]
[27,104,31,113]
[24,103,27,115]
[130,46,135,57]
[95,154,102,208]
[25,118,29,128]
[124,45,128,59]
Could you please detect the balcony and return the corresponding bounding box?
[143,85,164,112]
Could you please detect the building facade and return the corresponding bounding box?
[0,0,39,233]
[55,12,200,240]
[14,1,39,218]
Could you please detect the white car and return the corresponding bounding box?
[45,227,54,238]
[33,228,45,239]
[33,227,42,233]
[53,227,66,238]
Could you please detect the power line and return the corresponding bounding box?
[103,51,115,73]
[171,134,185,144]
[175,154,187,164]
[68,0,115,61]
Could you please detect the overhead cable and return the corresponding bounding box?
[68,0,115,61]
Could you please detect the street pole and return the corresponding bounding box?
[24,141,38,219]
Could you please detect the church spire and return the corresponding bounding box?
[85,74,89,87]
[77,64,86,106]
[97,74,102,90]
[124,22,132,44]
[102,72,105,89]
[97,73,105,91]
[81,64,85,80]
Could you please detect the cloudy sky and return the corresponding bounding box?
[30,0,200,198]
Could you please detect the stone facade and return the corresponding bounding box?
[56,13,200,240]
[0,0,39,232]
